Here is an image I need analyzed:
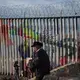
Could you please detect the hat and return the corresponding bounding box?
[31,41,43,47]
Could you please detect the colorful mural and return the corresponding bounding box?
[0,18,79,74]
[0,19,39,59]
[0,22,13,46]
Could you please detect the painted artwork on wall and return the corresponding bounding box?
[0,18,79,74]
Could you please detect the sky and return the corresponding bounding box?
[0,0,66,6]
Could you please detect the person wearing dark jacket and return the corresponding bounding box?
[29,41,50,80]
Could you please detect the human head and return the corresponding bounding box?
[31,41,43,52]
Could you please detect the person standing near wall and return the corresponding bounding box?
[28,41,50,80]
[18,41,30,76]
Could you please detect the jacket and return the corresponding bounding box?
[29,49,50,80]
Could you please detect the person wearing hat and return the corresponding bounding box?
[28,41,50,80]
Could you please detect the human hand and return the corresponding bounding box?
[26,58,32,64]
